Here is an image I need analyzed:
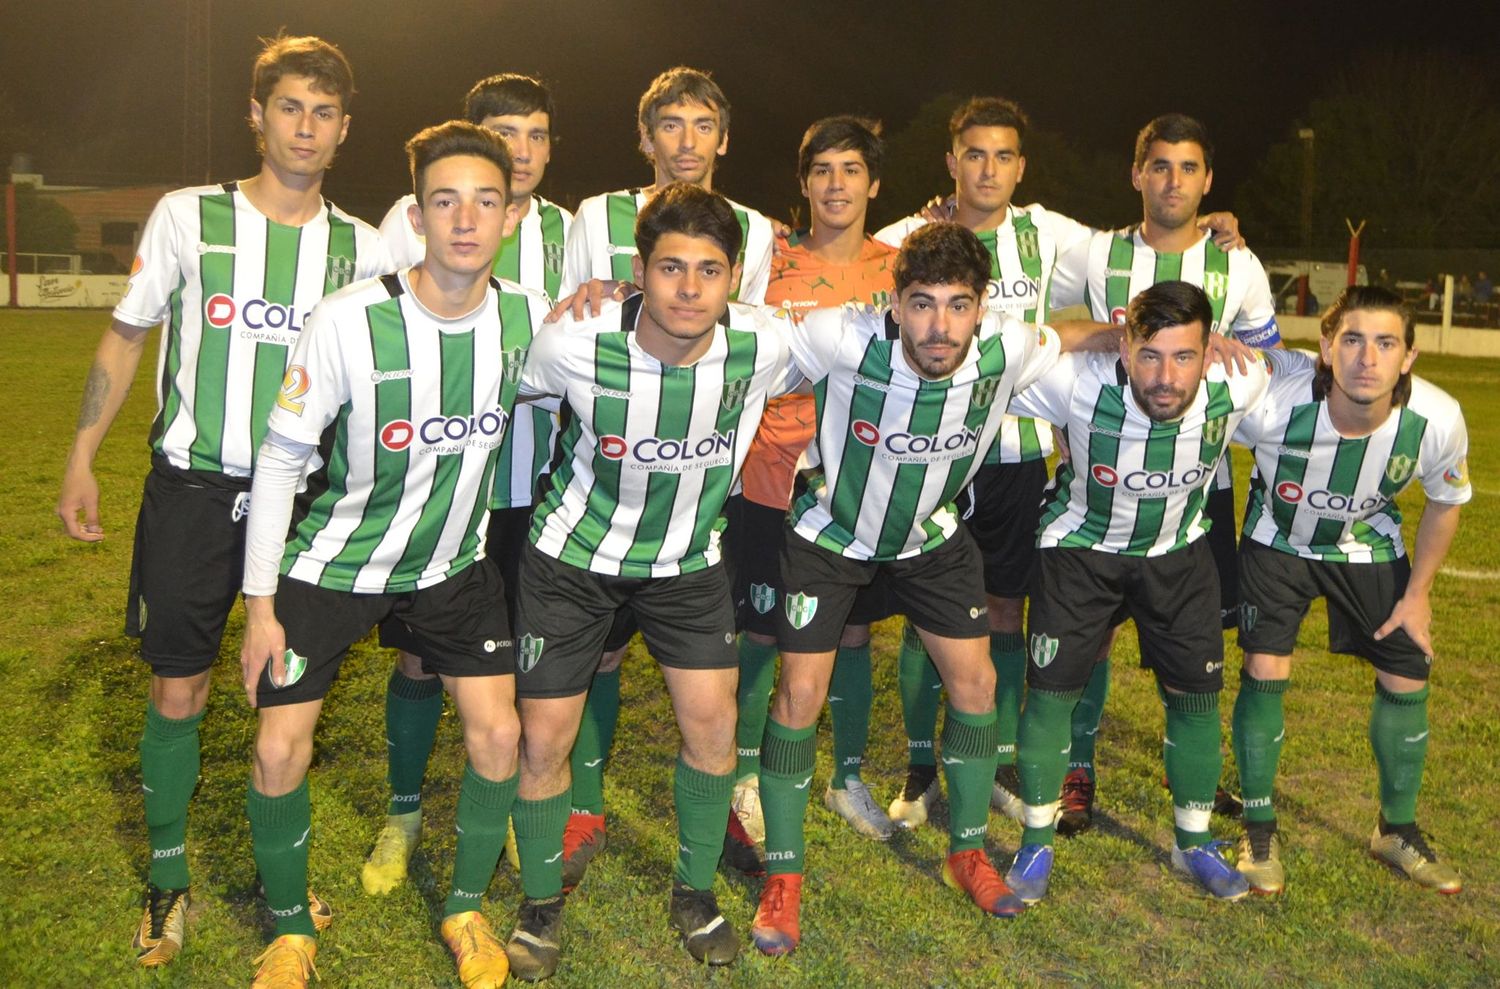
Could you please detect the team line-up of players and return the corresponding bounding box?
[56,34,1470,989]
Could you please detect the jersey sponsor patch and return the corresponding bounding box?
[1443,458,1468,487]
[277,365,310,415]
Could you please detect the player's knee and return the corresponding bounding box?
[465,713,522,763]
[151,672,210,719]
[987,596,1023,633]
[1241,652,1290,681]
[774,669,828,727]
[253,729,313,791]
[597,647,627,673]
[396,650,431,679]
[946,664,996,712]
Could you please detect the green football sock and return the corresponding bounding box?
[1369,682,1430,826]
[385,670,443,815]
[514,790,571,900]
[940,706,1000,853]
[248,780,314,938]
[1162,688,1222,850]
[140,701,203,890]
[1231,672,1288,825]
[673,758,734,890]
[897,623,941,769]
[991,632,1026,767]
[1017,688,1081,847]
[444,765,518,917]
[828,643,873,789]
[760,719,816,875]
[569,669,620,815]
[1069,657,1110,780]
[735,637,779,781]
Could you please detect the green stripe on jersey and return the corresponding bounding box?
[605,194,638,282]
[1257,401,1318,555]
[1103,234,1135,321]
[1125,417,1181,554]
[392,330,475,578]
[625,356,698,573]
[1173,381,1233,546]
[875,375,951,558]
[730,209,751,302]
[690,329,759,560]
[488,294,540,509]
[185,191,236,471]
[538,202,566,302]
[1203,242,1230,331]
[248,223,302,465]
[1308,435,1371,561]
[554,334,632,569]
[1153,251,1183,283]
[813,342,892,555]
[1348,408,1428,560]
[1062,386,1125,548]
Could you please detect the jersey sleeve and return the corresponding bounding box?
[1005,351,1080,425]
[517,320,574,412]
[377,196,423,269]
[1229,251,1282,347]
[761,309,806,396]
[786,306,848,382]
[112,195,182,327]
[1232,348,1313,447]
[872,215,921,249]
[1040,207,1096,255]
[737,225,773,306]
[1416,387,1472,505]
[1048,236,1091,311]
[1010,320,1063,393]
[266,299,351,446]
[559,204,597,298]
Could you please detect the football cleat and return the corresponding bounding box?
[442,910,510,989]
[1171,841,1251,901]
[506,895,564,982]
[942,849,1025,917]
[732,776,766,845]
[503,824,520,871]
[132,883,189,967]
[560,812,606,893]
[361,811,421,895]
[722,808,766,876]
[669,883,739,965]
[750,874,803,956]
[991,764,1025,822]
[1005,844,1055,904]
[823,779,895,840]
[307,891,333,933]
[1370,822,1462,894]
[888,765,940,830]
[1235,822,1285,895]
[1056,768,1095,837]
[250,934,318,989]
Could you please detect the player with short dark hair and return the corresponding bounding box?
[1002,280,1269,906]
[503,183,799,979]
[1229,286,1469,895]
[364,71,571,899]
[238,120,548,989]
[55,33,388,970]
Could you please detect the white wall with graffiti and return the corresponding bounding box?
[1,274,130,308]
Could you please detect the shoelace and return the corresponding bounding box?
[252,940,318,985]
[1245,827,1276,860]
[760,876,794,914]
[146,889,185,937]
[1060,773,1093,811]
[1391,825,1440,862]
[952,850,1008,899]
[452,916,499,965]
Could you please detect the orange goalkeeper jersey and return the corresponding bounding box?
[743,233,896,509]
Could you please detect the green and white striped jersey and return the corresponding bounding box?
[114,182,390,477]
[561,188,774,303]
[522,295,799,577]
[1051,226,1280,346]
[1234,349,1471,562]
[789,307,1060,561]
[378,195,569,510]
[875,203,1092,465]
[268,270,543,593]
[1008,351,1271,556]
[378,193,573,302]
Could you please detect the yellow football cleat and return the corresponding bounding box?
[132,884,189,967]
[442,910,510,988]
[251,934,318,989]
[361,811,421,895]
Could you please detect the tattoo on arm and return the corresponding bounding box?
[77,360,114,430]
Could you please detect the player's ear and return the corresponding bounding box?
[337,112,351,146]
[639,124,654,159]
[1015,155,1026,185]
[1119,332,1131,365]
[502,200,520,239]
[945,152,959,182]
[408,200,425,239]
[1203,167,1213,196]
[868,177,881,200]
[1131,162,1143,192]
[249,99,265,134]
[632,254,645,285]
[1401,347,1419,375]
[716,129,729,157]
[731,259,743,290]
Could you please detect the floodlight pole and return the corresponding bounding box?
[5,183,16,308]
[1345,218,1366,287]
[1297,128,1315,315]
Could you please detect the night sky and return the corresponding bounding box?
[4,1,1498,232]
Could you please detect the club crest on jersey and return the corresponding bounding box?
[326,255,356,290]
[1202,271,1229,301]
[722,376,751,411]
[1385,454,1415,486]
[970,376,1001,411]
[517,634,545,674]
[750,583,776,615]
[1030,633,1059,668]
[543,241,564,276]
[277,365,310,415]
[1444,458,1468,487]
[1201,415,1227,446]
[501,347,528,386]
[1015,225,1040,261]
[785,592,819,630]
[278,649,308,689]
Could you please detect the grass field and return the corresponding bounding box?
[0,309,1496,987]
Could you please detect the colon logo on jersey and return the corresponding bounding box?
[1275,480,1303,503]
[721,376,751,411]
[598,431,736,470]
[381,408,510,455]
[381,420,416,452]
[326,255,356,290]
[970,376,1001,411]
[205,293,237,328]
[277,365,310,415]
[852,420,881,446]
[785,592,819,630]
[1091,465,1120,487]
[517,634,545,673]
[1029,633,1059,669]
[1385,454,1416,486]
[750,583,776,615]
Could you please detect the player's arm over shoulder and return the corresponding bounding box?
[1412,378,1471,505]
[1006,349,1088,425]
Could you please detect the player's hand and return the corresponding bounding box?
[919,194,956,224]
[1374,592,1434,657]
[1053,425,1070,464]
[771,217,794,240]
[1205,334,1255,376]
[546,279,635,322]
[1199,211,1245,250]
[241,597,286,708]
[57,461,104,542]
